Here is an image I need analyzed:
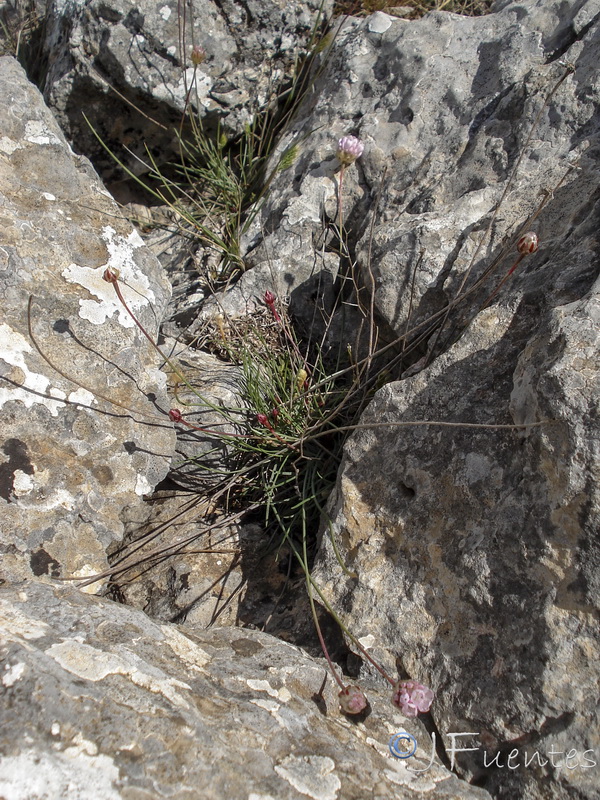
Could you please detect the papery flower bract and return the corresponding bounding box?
[337,135,364,166]
[191,44,206,66]
[392,680,434,717]
[339,684,368,714]
[516,231,539,254]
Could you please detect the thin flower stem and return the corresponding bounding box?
[337,165,345,246]
[307,573,395,686]
[300,507,345,689]
[27,296,163,422]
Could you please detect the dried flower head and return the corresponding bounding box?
[391,680,434,717]
[191,44,206,66]
[102,267,119,283]
[337,135,364,166]
[517,231,539,254]
[339,684,368,715]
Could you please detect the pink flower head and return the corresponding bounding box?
[339,684,368,715]
[516,231,539,254]
[392,680,434,717]
[169,408,183,422]
[337,135,364,166]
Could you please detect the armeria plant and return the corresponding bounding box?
[91,163,437,716]
[29,7,575,717]
[39,127,558,717]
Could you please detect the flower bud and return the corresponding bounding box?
[102,267,119,283]
[295,368,308,391]
[339,684,368,714]
[517,231,539,254]
[169,409,183,422]
[336,135,364,166]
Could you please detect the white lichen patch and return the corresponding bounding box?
[154,69,212,109]
[247,679,280,698]
[12,470,34,497]
[16,486,76,512]
[159,4,171,20]
[2,661,26,687]
[358,633,376,650]
[0,135,22,154]
[368,11,393,33]
[0,600,50,640]
[46,640,192,708]
[62,226,155,327]
[69,564,107,594]
[250,698,280,713]
[68,388,97,407]
[274,755,341,800]
[65,732,99,757]
[135,474,152,496]
[24,120,62,146]
[0,322,65,416]
[0,749,121,800]
[160,624,210,671]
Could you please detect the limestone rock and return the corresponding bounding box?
[315,281,600,798]
[240,0,598,343]
[0,56,176,587]
[0,579,493,800]
[286,3,600,798]
[163,340,245,488]
[40,0,333,182]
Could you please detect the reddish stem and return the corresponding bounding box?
[481,252,525,309]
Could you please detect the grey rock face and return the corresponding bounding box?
[237,3,600,799]
[240,0,599,338]
[0,56,175,587]
[163,339,245,488]
[315,283,600,798]
[0,579,493,800]
[40,0,333,183]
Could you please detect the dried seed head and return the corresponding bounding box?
[191,45,206,66]
[336,135,364,166]
[339,684,368,715]
[517,231,539,254]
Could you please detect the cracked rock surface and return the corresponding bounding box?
[0,56,176,587]
[0,579,493,800]
[39,0,333,183]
